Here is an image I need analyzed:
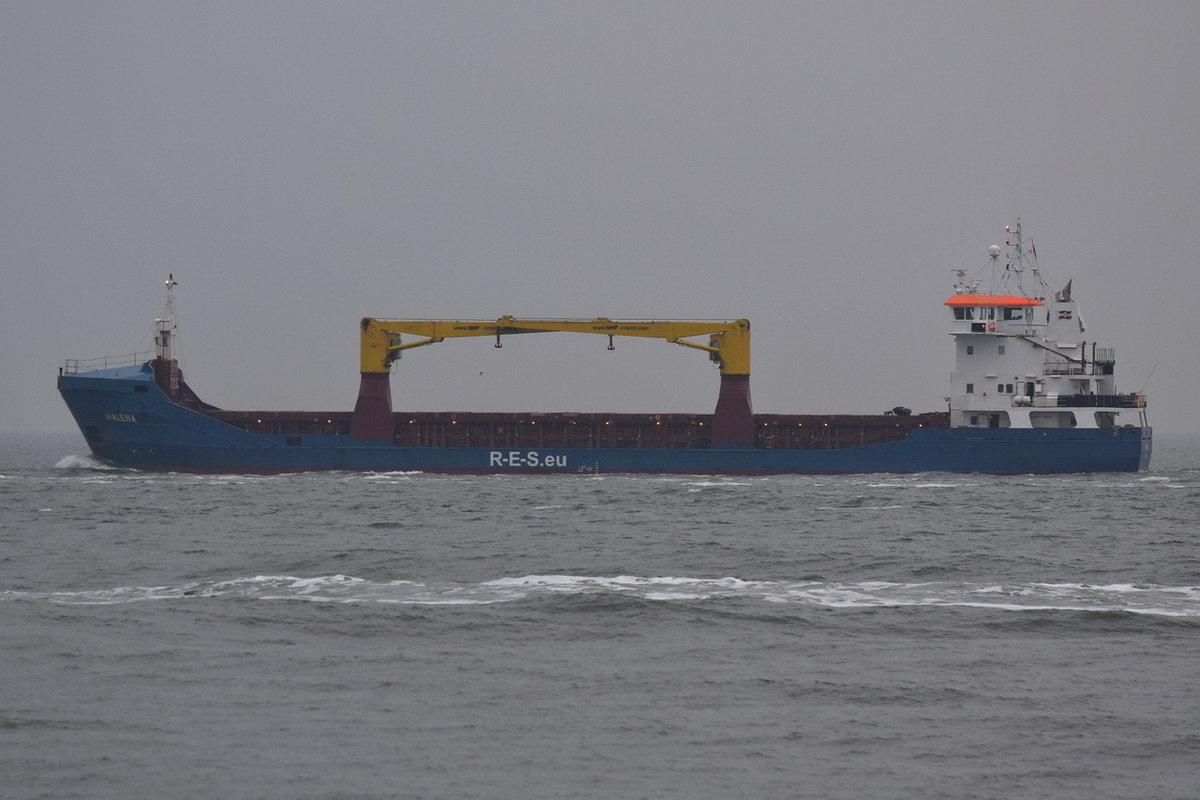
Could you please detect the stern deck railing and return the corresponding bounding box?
[1056,393,1143,408]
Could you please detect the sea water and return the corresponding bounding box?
[2,432,1198,799]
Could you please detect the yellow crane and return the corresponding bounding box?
[351,316,754,445]
[359,316,750,375]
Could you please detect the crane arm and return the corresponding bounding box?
[359,316,750,375]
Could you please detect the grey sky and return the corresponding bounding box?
[3,1,1196,436]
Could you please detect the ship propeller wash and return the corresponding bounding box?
[58,224,1151,473]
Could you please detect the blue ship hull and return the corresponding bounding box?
[57,363,1152,474]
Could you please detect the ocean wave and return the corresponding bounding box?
[5,575,1198,617]
[53,454,117,471]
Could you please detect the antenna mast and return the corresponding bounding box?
[998,219,1051,299]
[155,274,179,361]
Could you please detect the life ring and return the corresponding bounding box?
[987,321,997,332]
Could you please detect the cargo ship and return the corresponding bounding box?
[58,222,1151,473]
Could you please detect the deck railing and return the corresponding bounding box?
[1056,394,1142,408]
[1043,347,1116,376]
[62,352,153,374]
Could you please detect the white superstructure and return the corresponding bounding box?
[945,221,1147,430]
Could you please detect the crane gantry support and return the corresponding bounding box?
[350,316,754,445]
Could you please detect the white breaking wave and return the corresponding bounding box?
[4,575,1199,617]
[681,480,755,488]
[360,471,424,479]
[53,454,115,470]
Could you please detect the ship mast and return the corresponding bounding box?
[994,219,1051,300]
[154,274,179,362]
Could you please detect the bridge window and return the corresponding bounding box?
[1003,307,1025,321]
